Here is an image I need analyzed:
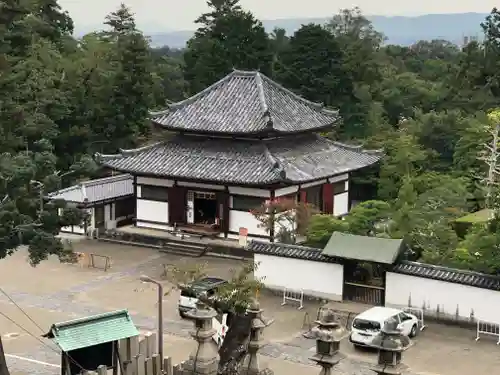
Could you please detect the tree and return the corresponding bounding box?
[183,1,272,93]
[161,260,265,373]
[251,198,318,243]
[100,4,155,147]
[306,215,349,248]
[326,7,385,138]
[305,200,390,247]
[478,109,500,208]
[274,23,351,110]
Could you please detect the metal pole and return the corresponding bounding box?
[157,282,164,371]
[139,275,164,371]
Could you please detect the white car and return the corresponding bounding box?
[177,277,231,347]
[349,307,419,348]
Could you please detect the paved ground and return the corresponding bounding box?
[1,240,499,375]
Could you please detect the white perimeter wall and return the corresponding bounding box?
[386,272,500,322]
[254,254,344,301]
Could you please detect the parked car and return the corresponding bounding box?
[349,306,419,348]
[178,277,231,347]
[177,277,227,318]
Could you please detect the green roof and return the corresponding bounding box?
[455,209,493,224]
[322,232,403,264]
[45,309,139,352]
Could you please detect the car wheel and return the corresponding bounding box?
[410,324,418,338]
[178,310,186,319]
[352,344,361,350]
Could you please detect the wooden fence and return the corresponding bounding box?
[82,332,172,375]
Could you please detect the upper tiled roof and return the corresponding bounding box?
[48,174,133,204]
[149,70,339,135]
[393,261,500,291]
[96,134,382,185]
[246,241,339,263]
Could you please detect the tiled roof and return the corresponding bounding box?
[48,174,133,204]
[96,134,381,185]
[150,70,339,135]
[322,232,403,265]
[393,261,500,291]
[44,309,139,352]
[246,241,339,263]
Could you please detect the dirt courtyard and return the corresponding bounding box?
[0,240,499,375]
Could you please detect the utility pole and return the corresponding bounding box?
[0,336,10,375]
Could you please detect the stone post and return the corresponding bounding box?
[371,320,411,375]
[181,301,219,375]
[241,299,274,375]
[309,309,348,375]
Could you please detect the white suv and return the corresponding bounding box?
[349,307,419,348]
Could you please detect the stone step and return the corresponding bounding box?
[160,241,207,258]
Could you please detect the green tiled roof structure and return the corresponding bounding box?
[322,232,404,265]
[44,309,139,352]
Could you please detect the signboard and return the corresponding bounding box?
[239,227,248,247]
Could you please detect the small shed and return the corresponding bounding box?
[44,309,139,375]
[48,174,134,235]
[322,232,405,305]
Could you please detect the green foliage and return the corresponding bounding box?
[184,0,272,93]
[305,200,389,248]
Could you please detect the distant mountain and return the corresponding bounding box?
[146,12,487,48]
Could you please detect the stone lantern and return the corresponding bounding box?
[309,309,349,375]
[241,299,274,375]
[371,319,411,375]
[183,300,219,375]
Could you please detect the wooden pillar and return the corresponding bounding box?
[133,176,138,227]
[269,190,275,242]
[217,188,230,238]
[322,183,334,214]
[299,189,306,203]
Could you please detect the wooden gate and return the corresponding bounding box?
[343,262,385,306]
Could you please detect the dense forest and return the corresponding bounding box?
[2,0,500,274]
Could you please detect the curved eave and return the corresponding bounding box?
[149,120,338,138]
[96,165,285,187]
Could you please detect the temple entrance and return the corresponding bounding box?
[343,260,385,306]
[194,191,217,225]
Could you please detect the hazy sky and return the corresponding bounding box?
[60,0,497,32]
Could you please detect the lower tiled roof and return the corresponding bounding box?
[246,241,339,263]
[393,261,500,291]
[96,134,381,185]
[48,174,133,204]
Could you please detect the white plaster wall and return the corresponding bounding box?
[333,192,349,216]
[329,173,349,183]
[178,181,224,190]
[386,272,500,322]
[137,200,168,224]
[228,186,270,198]
[255,254,344,300]
[229,210,268,237]
[275,186,298,197]
[136,176,174,187]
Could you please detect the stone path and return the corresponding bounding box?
[1,255,411,375]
